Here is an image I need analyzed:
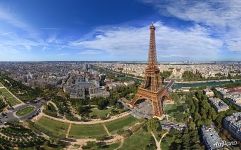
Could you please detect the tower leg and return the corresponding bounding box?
[129,96,139,108]
[152,98,163,118]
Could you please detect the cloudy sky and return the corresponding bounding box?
[0,0,241,61]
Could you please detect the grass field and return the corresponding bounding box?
[120,129,151,150]
[90,107,112,118]
[69,124,107,138]
[163,103,187,122]
[35,114,139,139]
[103,143,120,150]
[16,106,35,116]
[105,115,138,133]
[35,116,69,137]
[163,104,177,113]
[0,88,21,106]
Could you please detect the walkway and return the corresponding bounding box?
[102,124,111,136]
[0,82,23,105]
[151,131,168,150]
[47,101,60,116]
[65,135,124,150]
[41,111,131,125]
[0,83,24,108]
[115,137,124,150]
[66,123,72,138]
[66,101,82,120]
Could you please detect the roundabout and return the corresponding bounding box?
[0,100,43,124]
[16,106,35,117]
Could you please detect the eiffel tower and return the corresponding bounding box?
[129,24,171,119]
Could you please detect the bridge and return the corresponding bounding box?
[165,80,175,91]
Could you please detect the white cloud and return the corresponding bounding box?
[78,49,102,55]
[141,0,241,52]
[0,7,37,35]
[70,22,222,61]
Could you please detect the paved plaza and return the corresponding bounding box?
[131,101,153,119]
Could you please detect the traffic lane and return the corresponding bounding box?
[18,102,42,120]
[0,100,43,124]
[20,108,41,120]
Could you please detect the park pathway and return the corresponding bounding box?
[0,82,23,106]
[151,131,168,150]
[115,136,124,150]
[41,111,131,125]
[66,101,82,120]
[102,124,111,136]
[47,101,60,116]
[65,135,124,150]
[66,123,72,138]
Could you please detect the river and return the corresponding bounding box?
[172,79,241,89]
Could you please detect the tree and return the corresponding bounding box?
[146,118,161,133]
[188,120,196,130]
[160,71,172,79]
[97,98,108,110]
[200,107,207,120]
[208,108,217,120]
[182,70,203,81]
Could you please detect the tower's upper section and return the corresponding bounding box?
[148,23,158,68]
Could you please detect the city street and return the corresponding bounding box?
[0,100,43,125]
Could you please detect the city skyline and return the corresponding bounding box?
[1,0,241,61]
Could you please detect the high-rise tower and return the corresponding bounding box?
[129,24,171,118]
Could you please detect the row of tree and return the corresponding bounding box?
[182,70,203,81]
[0,73,42,102]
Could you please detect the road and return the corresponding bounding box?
[0,100,43,125]
[165,80,175,90]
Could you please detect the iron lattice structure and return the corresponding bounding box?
[129,24,171,118]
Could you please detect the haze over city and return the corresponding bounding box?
[1,0,241,61]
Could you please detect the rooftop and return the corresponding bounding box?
[201,125,223,149]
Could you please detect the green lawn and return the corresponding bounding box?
[16,106,35,116]
[120,129,152,150]
[103,143,120,150]
[161,136,174,150]
[0,88,21,106]
[163,103,187,122]
[90,107,113,118]
[105,115,138,133]
[35,116,69,137]
[163,104,177,112]
[69,123,107,138]
[34,115,139,139]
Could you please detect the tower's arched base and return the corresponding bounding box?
[129,87,172,118]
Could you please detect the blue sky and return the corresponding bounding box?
[0,0,241,61]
